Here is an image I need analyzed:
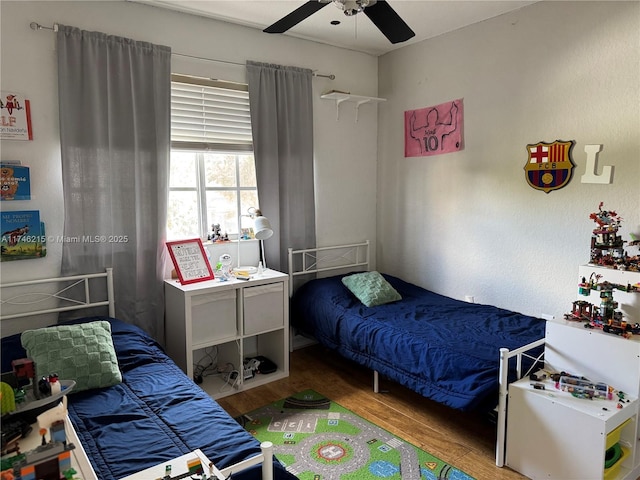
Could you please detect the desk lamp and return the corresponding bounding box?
[236,207,274,273]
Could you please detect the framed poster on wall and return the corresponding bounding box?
[166,238,214,285]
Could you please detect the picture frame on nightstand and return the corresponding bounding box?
[166,238,215,285]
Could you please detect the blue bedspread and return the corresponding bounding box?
[1,317,296,480]
[291,274,546,412]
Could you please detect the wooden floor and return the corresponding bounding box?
[216,344,527,480]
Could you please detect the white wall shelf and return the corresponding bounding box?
[321,92,386,122]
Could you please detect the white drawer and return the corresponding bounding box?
[243,283,284,335]
[191,290,237,345]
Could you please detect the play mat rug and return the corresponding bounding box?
[235,389,475,480]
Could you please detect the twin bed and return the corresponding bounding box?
[0,269,295,480]
[1,241,546,476]
[288,242,547,466]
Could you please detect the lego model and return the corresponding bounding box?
[564,203,640,337]
[564,274,640,338]
[0,401,77,480]
[161,456,216,480]
[589,202,639,271]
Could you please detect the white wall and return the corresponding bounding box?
[0,0,379,284]
[377,1,640,319]
[3,1,638,325]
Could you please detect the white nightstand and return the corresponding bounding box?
[164,269,289,399]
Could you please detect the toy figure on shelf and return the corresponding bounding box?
[208,224,229,243]
[588,202,639,271]
[564,300,593,322]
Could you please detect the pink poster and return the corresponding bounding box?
[404,99,464,157]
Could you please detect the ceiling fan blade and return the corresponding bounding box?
[363,1,415,44]
[264,1,330,34]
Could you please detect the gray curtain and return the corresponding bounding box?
[57,25,171,341]
[246,61,316,273]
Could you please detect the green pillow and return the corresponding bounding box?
[21,321,121,393]
[341,271,402,307]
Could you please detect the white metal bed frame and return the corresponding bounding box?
[287,241,545,467]
[0,268,275,480]
[0,268,116,322]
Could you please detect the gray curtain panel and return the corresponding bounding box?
[246,61,316,272]
[56,25,171,342]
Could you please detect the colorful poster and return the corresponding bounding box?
[404,99,464,157]
[1,210,46,261]
[1,163,31,200]
[0,91,33,140]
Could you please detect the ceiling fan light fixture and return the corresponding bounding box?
[334,0,377,17]
[264,0,413,45]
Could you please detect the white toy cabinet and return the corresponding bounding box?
[506,266,640,480]
[164,269,289,399]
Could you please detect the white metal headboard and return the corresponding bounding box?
[287,241,370,296]
[0,268,115,324]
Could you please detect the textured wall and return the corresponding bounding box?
[376,1,640,319]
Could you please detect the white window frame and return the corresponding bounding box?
[169,74,256,241]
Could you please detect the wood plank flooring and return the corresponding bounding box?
[216,344,527,480]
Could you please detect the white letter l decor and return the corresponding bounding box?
[581,144,613,184]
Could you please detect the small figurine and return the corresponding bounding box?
[38,376,51,396]
[215,254,233,282]
[208,224,230,243]
[208,224,222,242]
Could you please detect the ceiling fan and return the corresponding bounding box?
[263,0,415,45]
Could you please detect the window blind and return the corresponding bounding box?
[171,75,253,151]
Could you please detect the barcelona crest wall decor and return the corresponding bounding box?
[524,140,575,193]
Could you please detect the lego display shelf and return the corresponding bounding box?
[575,265,640,327]
[7,380,75,416]
[506,319,640,480]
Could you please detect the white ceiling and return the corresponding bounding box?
[130,0,537,56]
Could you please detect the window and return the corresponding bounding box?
[167,75,257,240]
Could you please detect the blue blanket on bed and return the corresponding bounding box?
[291,274,546,412]
[1,317,295,480]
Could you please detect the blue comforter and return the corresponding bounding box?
[1,317,295,480]
[291,274,546,412]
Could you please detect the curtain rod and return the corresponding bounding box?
[29,21,336,80]
[30,22,59,32]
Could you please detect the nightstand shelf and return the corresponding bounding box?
[164,269,289,400]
